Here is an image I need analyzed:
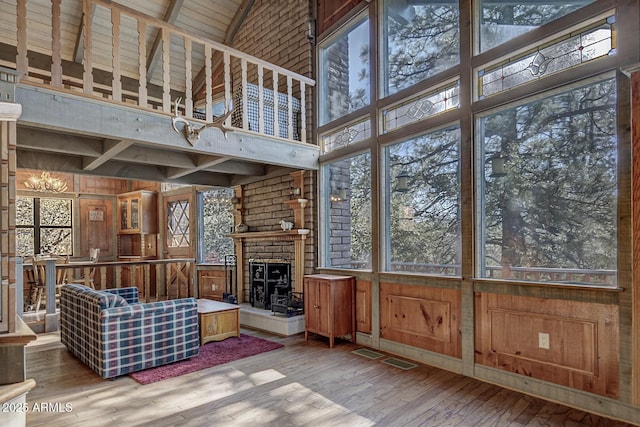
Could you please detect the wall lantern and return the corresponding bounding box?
[330,188,348,202]
[395,170,410,192]
[489,155,506,178]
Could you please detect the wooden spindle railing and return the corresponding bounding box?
[12,0,315,143]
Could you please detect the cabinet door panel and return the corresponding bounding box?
[318,281,331,335]
[304,279,319,333]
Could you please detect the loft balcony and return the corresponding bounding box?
[0,0,318,185]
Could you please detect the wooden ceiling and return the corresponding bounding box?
[1,0,319,187]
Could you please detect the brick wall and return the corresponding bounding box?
[238,172,316,299]
[231,0,312,77]
[231,1,316,300]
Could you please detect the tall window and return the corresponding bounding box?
[383,0,460,96]
[319,15,370,125]
[199,188,234,263]
[16,196,73,256]
[477,77,617,285]
[385,126,461,275]
[318,0,622,286]
[323,152,372,269]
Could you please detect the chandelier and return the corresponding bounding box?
[24,171,68,193]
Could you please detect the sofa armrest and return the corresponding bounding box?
[103,287,139,304]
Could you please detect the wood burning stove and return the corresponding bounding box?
[249,260,291,310]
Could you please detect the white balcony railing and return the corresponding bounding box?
[9,0,314,143]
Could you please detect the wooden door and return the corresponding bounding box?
[163,190,195,259]
[78,198,113,259]
[163,189,195,298]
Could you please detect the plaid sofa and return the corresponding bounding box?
[60,284,200,379]
[231,82,301,140]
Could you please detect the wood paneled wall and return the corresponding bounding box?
[77,199,113,259]
[380,282,461,358]
[317,0,365,36]
[475,293,619,398]
[198,267,227,301]
[355,279,371,333]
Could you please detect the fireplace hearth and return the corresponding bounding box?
[249,260,291,310]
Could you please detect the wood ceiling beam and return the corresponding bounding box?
[166,154,228,179]
[82,139,133,170]
[17,127,102,156]
[73,2,96,63]
[224,0,255,45]
[203,159,264,176]
[193,0,255,97]
[16,149,233,187]
[146,0,185,81]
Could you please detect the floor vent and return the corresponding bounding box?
[351,348,384,360]
[381,357,418,370]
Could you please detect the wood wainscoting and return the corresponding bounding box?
[197,268,227,301]
[355,279,371,334]
[380,282,462,358]
[475,292,619,398]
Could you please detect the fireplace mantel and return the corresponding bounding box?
[229,229,310,241]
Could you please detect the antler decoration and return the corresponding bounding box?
[171,98,234,145]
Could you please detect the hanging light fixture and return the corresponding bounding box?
[24,171,68,193]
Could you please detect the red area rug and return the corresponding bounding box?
[129,334,284,385]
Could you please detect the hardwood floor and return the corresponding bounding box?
[25,329,636,427]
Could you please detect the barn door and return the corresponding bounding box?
[163,189,195,297]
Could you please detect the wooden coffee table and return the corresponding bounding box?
[197,299,241,345]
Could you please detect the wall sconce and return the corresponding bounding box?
[289,187,301,197]
[395,170,410,192]
[489,154,506,178]
[230,196,241,204]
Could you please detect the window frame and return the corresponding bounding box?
[197,187,235,265]
[319,149,373,270]
[315,0,628,289]
[16,196,74,256]
[474,72,618,286]
[318,9,371,128]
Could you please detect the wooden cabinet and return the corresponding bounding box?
[117,190,157,234]
[304,274,355,348]
[117,191,158,295]
[117,191,158,259]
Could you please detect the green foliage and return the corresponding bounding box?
[481,78,616,272]
[201,188,234,263]
[385,1,459,94]
[387,127,460,271]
